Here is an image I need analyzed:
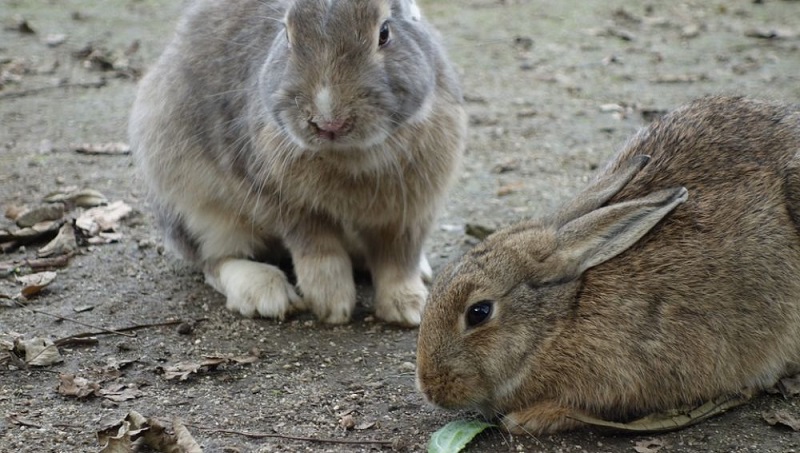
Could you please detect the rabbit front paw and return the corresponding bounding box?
[502,402,582,435]
[294,254,356,324]
[375,276,428,326]
[207,259,305,319]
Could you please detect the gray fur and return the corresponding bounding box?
[130,0,466,324]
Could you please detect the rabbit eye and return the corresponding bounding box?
[466,301,493,328]
[378,21,390,48]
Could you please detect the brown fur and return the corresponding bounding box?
[416,96,800,433]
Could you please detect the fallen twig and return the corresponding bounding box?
[52,422,87,430]
[187,424,394,447]
[7,414,43,429]
[0,80,106,100]
[14,300,136,338]
[53,336,99,348]
[54,318,209,346]
[25,253,75,271]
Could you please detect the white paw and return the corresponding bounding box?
[207,259,304,319]
[375,275,427,326]
[419,253,433,284]
[294,254,356,324]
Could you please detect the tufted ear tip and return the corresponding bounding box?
[409,0,422,21]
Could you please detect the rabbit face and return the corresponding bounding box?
[261,0,436,152]
[417,184,688,416]
[416,229,572,416]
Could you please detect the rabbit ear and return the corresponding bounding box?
[407,0,422,21]
[546,187,688,281]
[555,155,650,227]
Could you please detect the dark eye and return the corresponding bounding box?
[466,301,493,328]
[378,21,390,48]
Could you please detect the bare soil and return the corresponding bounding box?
[2,0,800,452]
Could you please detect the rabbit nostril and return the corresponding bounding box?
[309,118,351,140]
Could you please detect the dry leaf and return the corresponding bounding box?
[172,418,203,453]
[0,220,61,244]
[229,353,260,364]
[634,438,666,453]
[44,33,67,47]
[73,142,131,155]
[773,374,800,397]
[160,352,259,380]
[339,414,356,430]
[497,182,525,197]
[15,270,57,298]
[58,373,101,398]
[104,357,138,371]
[76,200,132,236]
[72,43,141,78]
[745,28,796,40]
[38,223,78,257]
[99,383,143,402]
[763,410,800,431]
[0,333,16,352]
[97,419,141,453]
[10,16,36,34]
[355,421,376,430]
[5,204,24,220]
[59,373,142,402]
[160,362,203,381]
[14,203,65,228]
[97,411,201,453]
[44,188,108,208]
[87,231,123,245]
[17,337,63,366]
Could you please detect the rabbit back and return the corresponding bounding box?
[416,97,800,430]
[554,96,800,417]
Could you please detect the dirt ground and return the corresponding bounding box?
[2,0,800,452]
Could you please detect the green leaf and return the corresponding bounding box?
[428,419,496,453]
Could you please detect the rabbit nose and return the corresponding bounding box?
[309,118,350,140]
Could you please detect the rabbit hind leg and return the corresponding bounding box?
[502,401,584,435]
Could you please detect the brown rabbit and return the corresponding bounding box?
[416,96,800,434]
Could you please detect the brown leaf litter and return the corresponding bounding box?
[14,270,57,299]
[97,411,201,453]
[762,410,800,431]
[58,373,143,402]
[158,351,260,381]
[1,333,64,368]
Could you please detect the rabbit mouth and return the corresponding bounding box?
[308,117,354,142]
[301,123,392,151]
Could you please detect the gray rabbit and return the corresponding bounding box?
[130,0,466,325]
[417,97,800,433]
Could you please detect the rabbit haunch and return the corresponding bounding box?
[129,0,466,325]
[416,96,800,434]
